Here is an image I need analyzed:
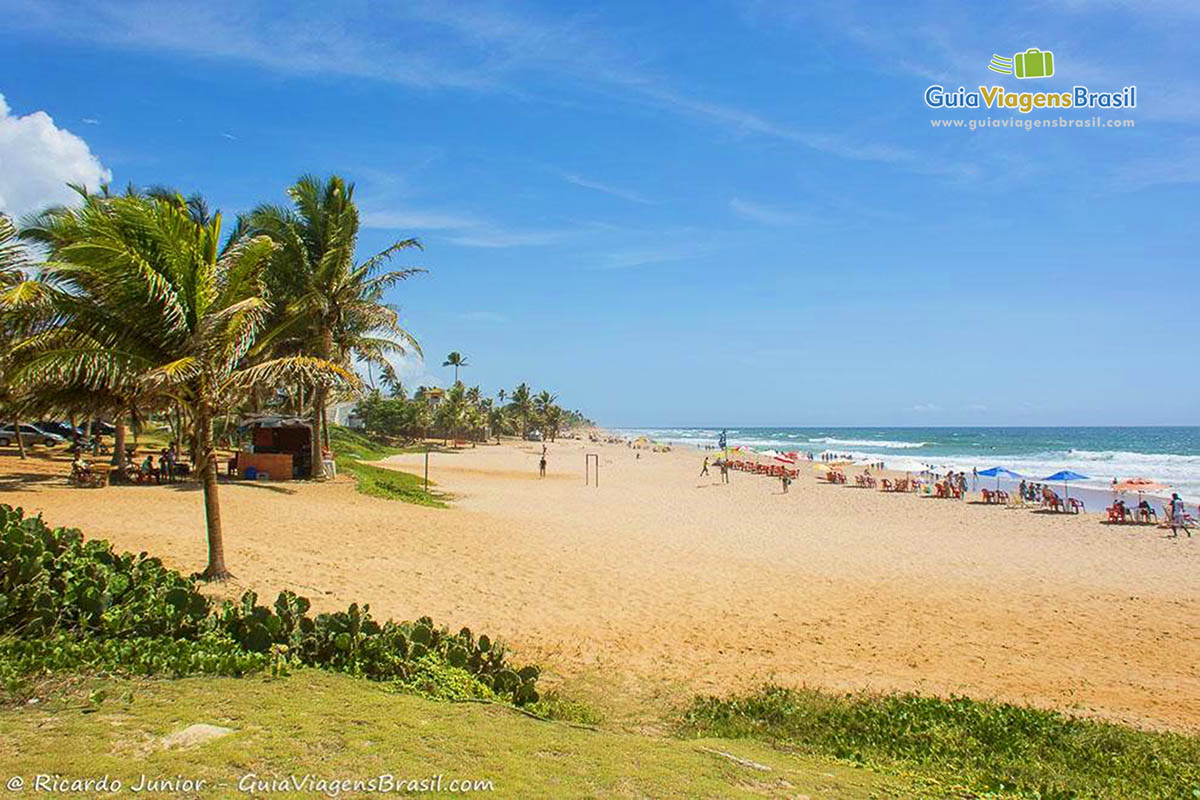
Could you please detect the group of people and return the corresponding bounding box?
[699,456,731,484]
[137,442,182,484]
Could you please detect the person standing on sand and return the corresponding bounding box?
[1167,493,1190,538]
[700,457,709,477]
[719,458,729,484]
[781,473,791,493]
[539,453,547,478]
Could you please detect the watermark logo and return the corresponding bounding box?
[924,47,1135,118]
[989,48,1055,79]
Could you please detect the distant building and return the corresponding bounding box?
[327,401,363,429]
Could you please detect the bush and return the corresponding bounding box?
[681,685,1200,799]
[0,505,539,705]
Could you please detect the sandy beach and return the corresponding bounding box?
[2,439,1197,732]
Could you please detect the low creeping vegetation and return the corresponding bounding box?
[327,426,447,507]
[680,685,1200,799]
[0,505,536,705]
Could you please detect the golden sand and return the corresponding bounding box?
[2,440,1197,731]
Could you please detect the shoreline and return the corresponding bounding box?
[603,426,1200,504]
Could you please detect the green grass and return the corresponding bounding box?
[680,685,1200,799]
[327,426,448,507]
[0,671,924,799]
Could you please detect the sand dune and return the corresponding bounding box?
[3,439,1197,731]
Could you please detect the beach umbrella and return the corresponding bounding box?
[1115,477,1167,493]
[977,466,1023,490]
[1114,478,1169,501]
[1042,470,1088,503]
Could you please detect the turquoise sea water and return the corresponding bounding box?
[615,427,1200,501]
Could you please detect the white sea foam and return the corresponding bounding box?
[612,428,1200,502]
[807,437,927,449]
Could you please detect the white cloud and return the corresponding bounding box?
[454,310,509,323]
[362,209,483,231]
[561,173,651,204]
[9,1,953,177]
[0,94,111,219]
[729,197,812,226]
[382,351,442,391]
[364,206,568,248]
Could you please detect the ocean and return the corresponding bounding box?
[612,427,1200,502]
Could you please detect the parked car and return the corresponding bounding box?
[36,421,83,439]
[88,420,117,436]
[0,424,66,448]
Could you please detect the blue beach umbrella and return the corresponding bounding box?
[978,466,1023,490]
[1042,470,1089,503]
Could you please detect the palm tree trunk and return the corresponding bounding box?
[310,327,334,479]
[13,418,26,460]
[195,403,231,581]
[310,387,324,478]
[111,415,127,476]
[322,404,330,449]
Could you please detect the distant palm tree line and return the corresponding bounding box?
[356,377,591,446]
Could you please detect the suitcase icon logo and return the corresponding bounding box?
[988,48,1055,79]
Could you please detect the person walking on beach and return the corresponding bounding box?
[700,457,709,477]
[1167,493,1190,538]
[972,467,978,491]
[539,453,547,478]
[781,473,791,493]
[719,458,729,484]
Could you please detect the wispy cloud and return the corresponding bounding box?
[363,206,569,249]
[444,228,568,248]
[592,240,712,270]
[454,310,509,323]
[1109,138,1200,190]
[7,0,955,177]
[729,197,813,227]
[81,117,99,125]
[362,209,483,231]
[561,173,651,204]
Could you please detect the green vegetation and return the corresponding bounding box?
[354,379,592,446]
[0,670,921,799]
[0,505,537,705]
[681,685,1200,799]
[326,425,447,507]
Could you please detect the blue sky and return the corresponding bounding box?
[1,0,1196,426]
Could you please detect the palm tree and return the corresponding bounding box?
[442,351,468,383]
[533,390,558,442]
[247,175,424,475]
[0,215,32,460]
[507,383,534,439]
[486,402,508,443]
[436,382,467,445]
[542,405,563,442]
[18,192,355,580]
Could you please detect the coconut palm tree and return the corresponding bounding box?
[507,383,534,439]
[442,351,468,383]
[17,191,355,580]
[0,215,33,460]
[247,175,424,475]
[541,405,564,442]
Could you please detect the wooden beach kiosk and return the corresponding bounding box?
[234,415,314,480]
